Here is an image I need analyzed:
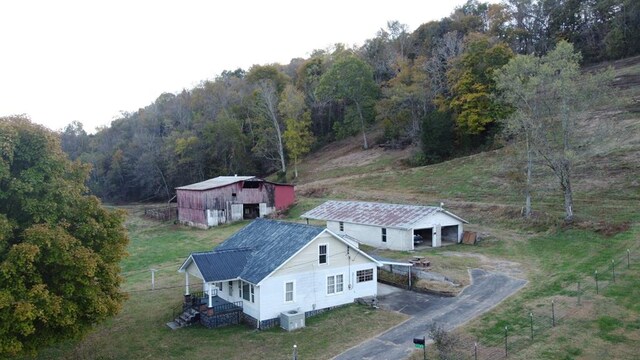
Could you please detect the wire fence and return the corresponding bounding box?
[430,248,638,359]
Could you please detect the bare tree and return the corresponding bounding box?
[496,41,614,222]
[251,79,287,173]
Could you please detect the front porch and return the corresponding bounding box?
[169,288,244,330]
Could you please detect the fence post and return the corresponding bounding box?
[474,342,478,360]
[577,281,581,306]
[595,270,598,294]
[530,312,534,340]
[612,259,616,283]
[552,300,555,327]
[504,326,508,358]
[151,268,157,290]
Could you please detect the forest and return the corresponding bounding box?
[58,0,640,203]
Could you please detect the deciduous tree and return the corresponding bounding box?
[0,116,129,357]
[316,55,378,149]
[496,41,614,222]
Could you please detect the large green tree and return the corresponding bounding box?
[445,33,513,135]
[281,85,314,178]
[495,41,614,222]
[0,116,129,357]
[316,55,378,149]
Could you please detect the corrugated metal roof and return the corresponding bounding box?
[175,176,256,190]
[301,200,467,229]
[184,219,324,284]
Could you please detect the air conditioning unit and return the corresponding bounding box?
[280,310,305,331]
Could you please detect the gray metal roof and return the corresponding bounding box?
[175,176,256,191]
[191,248,252,282]
[184,219,325,284]
[300,200,467,229]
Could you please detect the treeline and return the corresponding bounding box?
[60,0,640,203]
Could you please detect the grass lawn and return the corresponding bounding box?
[33,206,407,360]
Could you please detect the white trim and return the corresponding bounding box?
[318,243,329,266]
[178,254,195,272]
[439,209,469,224]
[284,281,295,303]
[356,268,374,283]
[326,273,344,295]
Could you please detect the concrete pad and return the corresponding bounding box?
[377,282,404,297]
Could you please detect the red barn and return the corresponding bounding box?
[176,176,295,228]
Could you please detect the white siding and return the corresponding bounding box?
[257,233,378,321]
[184,260,204,279]
[412,212,464,243]
[231,204,243,222]
[327,220,413,251]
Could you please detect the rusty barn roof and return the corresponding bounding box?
[301,200,467,229]
[175,176,256,191]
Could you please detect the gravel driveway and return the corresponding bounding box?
[333,269,527,360]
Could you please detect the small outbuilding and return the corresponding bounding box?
[176,176,295,228]
[301,200,468,251]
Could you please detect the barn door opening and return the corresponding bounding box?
[243,204,260,220]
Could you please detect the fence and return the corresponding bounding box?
[143,204,177,221]
[426,248,638,359]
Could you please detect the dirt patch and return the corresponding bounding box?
[441,251,527,280]
[568,220,631,237]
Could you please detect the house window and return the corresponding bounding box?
[327,274,344,295]
[242,282,255,303]
[339,222,344,232]
[216,282,223,290]
[285,281,294,302]
[357,269,374,283]
[382,228,387,242]
[228,281,233,296]
[231,192,237,200]
[319,244,328,265]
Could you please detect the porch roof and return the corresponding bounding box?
[190,248,252,282]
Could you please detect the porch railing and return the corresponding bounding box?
[209,301,243,314]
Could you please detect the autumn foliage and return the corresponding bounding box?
[0,116,129,357]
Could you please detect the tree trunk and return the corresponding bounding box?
[524,132,532,218]
[560,161,574,223]
[260,82,287,173]
[355,101,369,149]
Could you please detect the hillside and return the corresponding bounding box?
[289,56,640,359]
[295,55,640,227]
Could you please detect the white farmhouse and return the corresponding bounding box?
[177,218,380,330]
[301,200,468,251]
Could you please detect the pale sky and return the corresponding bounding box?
[1,0,474,134]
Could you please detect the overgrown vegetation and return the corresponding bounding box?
[57,0,640,203]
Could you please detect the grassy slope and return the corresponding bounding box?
[291,56,640,359]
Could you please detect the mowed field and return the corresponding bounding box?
[35,57,640,359]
